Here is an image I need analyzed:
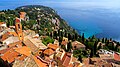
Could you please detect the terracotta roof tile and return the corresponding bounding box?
[71,56,78,62]
[23,39,38,53]
[15,46,31,56]
[0,32,9,41]
[47,43,59,50]
[62,52,67,61]
[69,63,74,67]
[72,41,85,50]
[8,31,18,36]
[103,63,113,67]
[15,18,20,23]
[82,58,90,65]
[62,56,71,67]
[16,55,27,61]
[114,53,120,61]
[1,48,19,63]
[0,48,11,54]
[32,56,48,67]
[0,22,5,25]
[8,41,22,48]
[43,49,55,56]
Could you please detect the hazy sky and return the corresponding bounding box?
[0,0,120,2]
[0,0,120,10]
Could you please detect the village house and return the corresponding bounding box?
[47,43,59,52]
[13,55,49,67]
[114,52,120,61]
[63,37,68,42]
[55,49,82,67]
[2,36,19,45]
[8,41,22,48]
[43,48,55,59]
[0,47,30,64]
[97,49,120,67]
[0,22,7,32]
[82,57,113,67]
[0,32,9,43]
[72,41,86,50]
[23,35,47,53]
[61,40,68,50]
[54,39,59,46]
[5,28,18,36]
[0,11,85,67]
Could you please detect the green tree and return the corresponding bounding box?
[53,31,57,39]
[42,36,54,46]
[73,49,84,62]
[93,41,97,56]
[82,33,85,44]
[102,38,105,43]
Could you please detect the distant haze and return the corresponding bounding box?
[1,0,120,10]
[0,0,120,41]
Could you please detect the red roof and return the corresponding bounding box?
[15,46,31,56]
[62,53,67,61]
[16,55,27,61]
[0,48,11,54]
[43,49,55,56]
[32,56,48,67]
[1,48,19,63]
[0,22,5,25]
[72,41,85,50]
[15,18,20,23]
[62,56,71,67]
[0,32,9,41]
[47,43,59,50]
[8,41,22,48]
[114,53,120,61]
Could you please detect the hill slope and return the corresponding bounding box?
[16,5,78,35]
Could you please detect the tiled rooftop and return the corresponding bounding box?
[62,55,71,67]
[8,41,22,48]
[15,46,31,56]
[0,48,11,54]
[114,52,120,61]
[43,49,55,56]
[72,41,85,50]
[2,36,19,45]
[15,18,20,23]
[1,48,19,63]
[0,22,5,25]
[33,55,48,67]
[47,43,59,50]
[24,36,47,50]
[0,32,9,41]
[23,39,39,53]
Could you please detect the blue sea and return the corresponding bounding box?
[0,2,120,41]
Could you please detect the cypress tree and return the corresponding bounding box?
[82,33,85,44]
[94,41,97,56]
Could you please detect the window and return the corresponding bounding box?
[74,46,76,49]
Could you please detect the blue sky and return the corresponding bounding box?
[0,0,120,2]
[0,0,120,10]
